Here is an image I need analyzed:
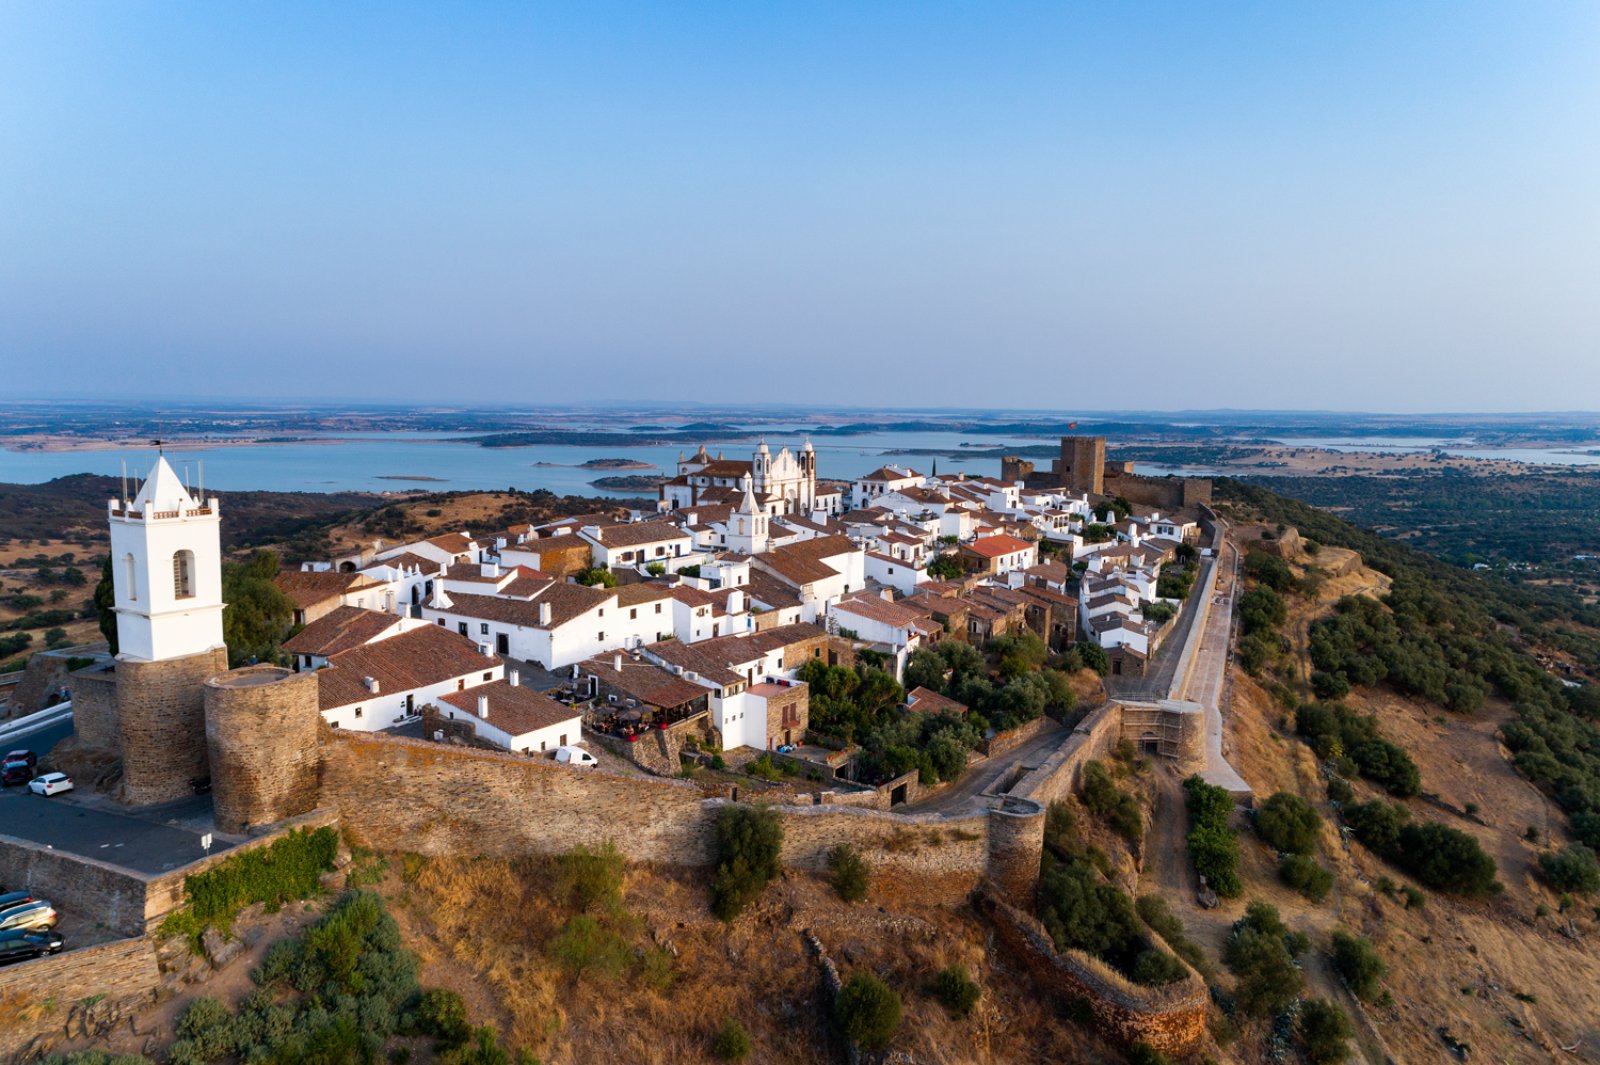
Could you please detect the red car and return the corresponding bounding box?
[1,751,37,787]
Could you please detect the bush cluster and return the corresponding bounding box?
[160,827,339,949]
[1183,775,1241,898]
[1255,792,1321,855]
[1295,703,1421,797]
[931,965,982,1016]
[827,843,870,903]
[1080,760,1142,841]
[1222,901,1305,1016]
[1538,844,1600,894]
[710,805,783,920]
[1038,852,1187,987]
[1329,930,1386,1001]
[1344,801,1500,895]
[834,972,902,1051]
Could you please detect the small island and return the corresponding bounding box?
[589,474,665,492]
[580,457,657,469]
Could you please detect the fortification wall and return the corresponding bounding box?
[116,646,230,805]
[765,802,993,907]
[68,665,120,753]
[0,936,161,1060]
[981,893,1208,1055]
[1102,468,1213,511]
[979,715,1049,757]
[141,809,340,930]
[204,666,323,834]
[0,834,151,939]
[321,731,717,864]
[1009,702,1123,807]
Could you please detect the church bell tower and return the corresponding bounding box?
[108,455,226,662]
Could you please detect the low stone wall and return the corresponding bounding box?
[1008,701,1122,807]
[0,936,161,1060]
[980,715,1049,757]
[322,731,718,865]
[980,893,1208,1055]
[0,834,151,939]
[142,809,340,931]
[767,801,991,908]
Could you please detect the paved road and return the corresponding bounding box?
[0,711,232,876]
[1104,555,1215,703]
[907,720,1072,815]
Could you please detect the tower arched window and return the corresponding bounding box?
[173,550,195,600]
[123,553,138,602]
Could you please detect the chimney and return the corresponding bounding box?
[538,601,552,626]
[363,676,380,693]
[508,670,520,687]
[482,561,500,579]
[613,653,622,673]
[478,643,492,657]
[477,693,489,718]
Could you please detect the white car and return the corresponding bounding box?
[553,746,598,768]
[28,772,73,797]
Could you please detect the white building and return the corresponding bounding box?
[437,674,582,756]
[661,440,821,516]
[107,455,226,663]
[315,624,503,731]
[850,465,923,510]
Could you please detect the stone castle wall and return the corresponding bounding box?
[116,646,230,805]
[980,893,1208,1055]
[0,833,152,939]
[1102,467,1213,511]
[204,666,323,834]
[67,664,121,753]
[0,936,161,1060]
[1009,701,1123,807]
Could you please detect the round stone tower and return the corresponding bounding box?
[986,796,1046,903]
[204,666,322,835]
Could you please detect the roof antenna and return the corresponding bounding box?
[121,459,128,507]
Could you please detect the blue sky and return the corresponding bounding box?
[2,1,1597,411]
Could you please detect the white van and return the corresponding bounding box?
[553,746,598,768]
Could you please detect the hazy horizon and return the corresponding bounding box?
[4,2,1598,411]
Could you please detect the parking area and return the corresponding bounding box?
[0,785,233,877]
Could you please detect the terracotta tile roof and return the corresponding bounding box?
[1024,560,1070,582]
[440,681,579,739]
[284,606,402,657]
[440,584,608,629]
[962,534,1033,559]
[905,686,967,716]
[747,570,803,610]
[614,583,674,607]
[859,466,920,482]
[444,562,501,583]
[689,460,754,478]
[317,625,496,711]
[586,521,692,548]
[580,654,709,709]
[365,551,443,574]
[274,570,384,610]
[833,593,931,630]
[426,532,475,555]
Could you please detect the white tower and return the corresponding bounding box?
[108,455,226,662]
[728,473,769,555]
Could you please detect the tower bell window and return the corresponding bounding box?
[173,550,195,600]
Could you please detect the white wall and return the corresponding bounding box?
[323,662,503,732]
[109,500,225,663]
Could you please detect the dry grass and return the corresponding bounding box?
[378,852,1122,1065]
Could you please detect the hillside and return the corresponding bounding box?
[1206,487,1600,1063]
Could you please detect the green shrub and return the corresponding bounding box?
[1326,776,1353,803]
[1279,854,1334,902]
[1539,845,1600,894]
[1398,822,1499,895]
[1256,792,1322,855]
[555,841,625,916]
[711,1019,752,1061]
[173,997,235,1062]
[160,826,339,948]
[1135,895,1210,978]
[1184,776,1241,897]
[827,844,870,903]
[1329,931,1385,1001]
[1298,998,1354,1065]
[1127,1044,1172,1065]
[932,965,982,1016]
[1130,948,1188,986]
[412,988,470,1049]
[835,972,902,1051]
[1038,855,1140,962]
[1222,902,1304,1016]
[547,915,632,980]
[710,805,783,920]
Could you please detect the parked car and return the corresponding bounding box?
[1,751,37,786]
[0,928,64,966]
[0,892,35,911]
[0,901,58,932]
[553,745,598,767]
[27,772,73,797]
